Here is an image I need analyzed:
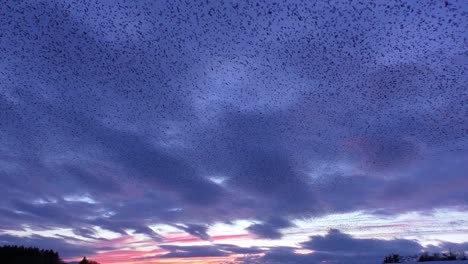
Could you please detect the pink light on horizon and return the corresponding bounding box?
[91,251,243,264]
[64,232,255,264]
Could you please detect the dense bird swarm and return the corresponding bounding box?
[0,0,466,263]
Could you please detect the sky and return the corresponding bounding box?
[0,0,467,263]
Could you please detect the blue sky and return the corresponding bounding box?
[0,0,467,263]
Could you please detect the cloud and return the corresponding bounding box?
[173,224,211,241]
[127,231,468,263]
[158,245,228,258]
[138,244,263,260]
[244,229,468,264]
[240,229,424,264]
[133,226,164,242]
[72,227,97,239]
[247,217,293,239]
[302,229,422,255]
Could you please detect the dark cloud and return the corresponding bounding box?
[133,226,164,242]
[302,229,422,255]
[243,229,468,264]
[247,217,293,239]
[173,224,211,241]
[72,227,97,240]
[241,229,424,264]
[158,245,228,259]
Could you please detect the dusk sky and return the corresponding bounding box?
[0,0,467,263]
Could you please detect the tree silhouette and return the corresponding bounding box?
[0,245,63,264]
[79,257,88,264]
[418,250,467,262]
[0,245,101,264]
[383,254,401,263]
[79,256,100,264]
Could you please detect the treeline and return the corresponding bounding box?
[418,251,467,262]
[0,245,100,264]
[383,251,468,263]
[383,254,403,263]
[79,257,100,264]
[0,245,63,264]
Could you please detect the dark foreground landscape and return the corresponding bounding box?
[0,245,99,264]
[2,245,468,264]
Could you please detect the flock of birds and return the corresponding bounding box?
[0,0,466,247]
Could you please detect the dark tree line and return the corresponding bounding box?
[383,254,401,263]
[418,251,467,262]
[0,245,100,264]
[0,245,63,264]
[383,250,468,263]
